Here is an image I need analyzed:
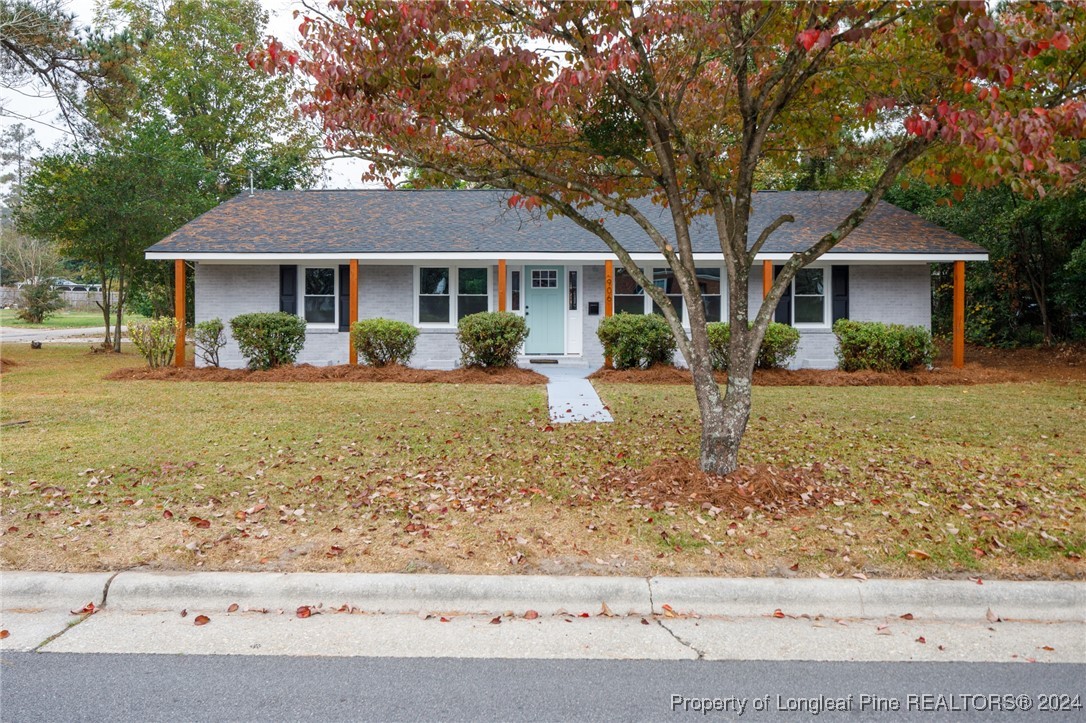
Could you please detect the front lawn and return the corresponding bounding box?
[1,344,1082,578]
[0,309,147,329]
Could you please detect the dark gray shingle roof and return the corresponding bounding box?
[146,189,984,256]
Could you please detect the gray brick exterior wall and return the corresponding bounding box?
[195,261,930,371]
[849,264,931,327]
[194,263,279,368]
[581,265,606,368]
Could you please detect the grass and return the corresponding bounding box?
[0,309,149,329]
[1,343,1083,579]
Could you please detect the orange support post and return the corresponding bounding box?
[762,260,773,300]
[604,260,614,317]
[603,260,614,368]
[174,259,185,367]
[349,259,359,365]
[953,260,965,369]
[498,259,507,312]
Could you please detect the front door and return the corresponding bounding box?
[524,265,565,354]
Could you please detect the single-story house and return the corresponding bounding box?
[145,189,986,370]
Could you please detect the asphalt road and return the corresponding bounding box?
[1,654,1082,722]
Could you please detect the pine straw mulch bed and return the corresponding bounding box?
[105,363,547,385]
[589,342,1086,386]
[600,457,847,520]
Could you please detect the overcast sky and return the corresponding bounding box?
[0,0,370,188]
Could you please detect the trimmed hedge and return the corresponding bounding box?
[230,312,307,370]
[597,313,677,369]
[707,322,800,371]
[193,318,226,368]
[351,318,419,366]
[457,311,528,368]
[833,319,935,371]
[129,317,178,368]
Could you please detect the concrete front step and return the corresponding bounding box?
[519,356,590,369]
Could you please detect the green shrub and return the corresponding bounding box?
[457,311,528,368]
[193,318,226,368]
[229,312,307,370]
[833,319,935,372]
[351,318,419,366]
[16,282,65,324]
[706,322,731,371]
[759,323,802,369]
[597,313,677,369]
[706,322,800,370]
[129,317,178,368]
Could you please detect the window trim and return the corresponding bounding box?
[791,266,831,328]
[614,265,728,326]
[298,265,338,328]
[414,265,493,327]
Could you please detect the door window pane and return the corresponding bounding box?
[531,269,557,288]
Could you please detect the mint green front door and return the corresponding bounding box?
[524,266,565,354]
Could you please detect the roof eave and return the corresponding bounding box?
[146,250,989,263]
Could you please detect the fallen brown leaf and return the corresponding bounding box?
[523,610,539,620]
[227,603,239,613]
[489,616,501,625]
[907,549,931,560]
[296,606,313,619]
[0,629,9,639]
[70,602,95,615]
[599,601,615,618]
[194,615,210,626]
[900,613,915,620]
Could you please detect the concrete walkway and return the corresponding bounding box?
[533,365,613,424]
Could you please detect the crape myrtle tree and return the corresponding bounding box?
[253,1,1085,475]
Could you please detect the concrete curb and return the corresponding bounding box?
[0,572,112,611]
[649,577,1085,621]
[2,571,1082,622]
[102,572,649,616]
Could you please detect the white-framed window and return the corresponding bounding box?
[300,266,337,325]
[614,266,726,324]
[416,266,491,325]
[457,267,488,320]
[792,267,829,326]
[613,267,645,314]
